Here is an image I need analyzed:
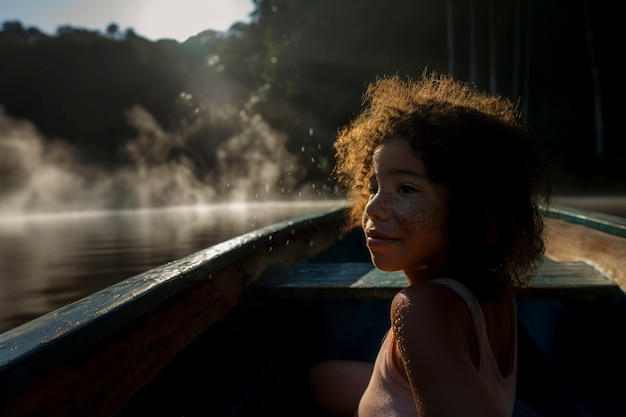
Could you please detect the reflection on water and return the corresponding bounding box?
[0,200,344,333]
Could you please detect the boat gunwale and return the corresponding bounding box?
[544,203,626,237]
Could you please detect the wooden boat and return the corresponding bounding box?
[1,203,624,417]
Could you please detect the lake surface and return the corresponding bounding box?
[0,200,344,334]
[0,196,624,335]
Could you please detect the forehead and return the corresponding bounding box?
[372,138,425,174]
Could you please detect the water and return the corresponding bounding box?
[0,200,344,334]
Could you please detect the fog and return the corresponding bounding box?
[2,104,625,219]
[0,105,319,215]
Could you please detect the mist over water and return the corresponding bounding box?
[0,105,344,333]
[3,104,625,218]
[0,105,321,215]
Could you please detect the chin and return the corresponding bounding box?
[371,259,402,272]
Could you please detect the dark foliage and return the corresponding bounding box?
[0,0,623,195]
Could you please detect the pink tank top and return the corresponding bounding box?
[357,278,517,416]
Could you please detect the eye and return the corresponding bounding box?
[367,177,378,195]
[399,184,418,194]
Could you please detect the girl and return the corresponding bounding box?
[308,72,551,417]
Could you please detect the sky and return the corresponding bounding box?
[0,0,255,42]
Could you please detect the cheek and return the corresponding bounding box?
[395,198,446,233]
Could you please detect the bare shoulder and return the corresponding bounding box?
[390,283,512,416]
[391,283,471,362]
[392,282,465,323]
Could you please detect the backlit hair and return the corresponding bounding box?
[333,71,551,293]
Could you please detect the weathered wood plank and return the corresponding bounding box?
[252,257,621,300]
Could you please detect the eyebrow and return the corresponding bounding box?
[378,168,428,179]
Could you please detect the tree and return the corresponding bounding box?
[106,23,120,39]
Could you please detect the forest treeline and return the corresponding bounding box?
[0,0,623,201]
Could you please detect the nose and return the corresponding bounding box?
[364,191,391,221]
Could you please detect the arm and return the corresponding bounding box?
[392,285,508,417]
[308,360,373,417]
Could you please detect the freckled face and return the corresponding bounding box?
[362,138,450,284]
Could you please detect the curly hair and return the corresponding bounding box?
[332,71,551,294]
